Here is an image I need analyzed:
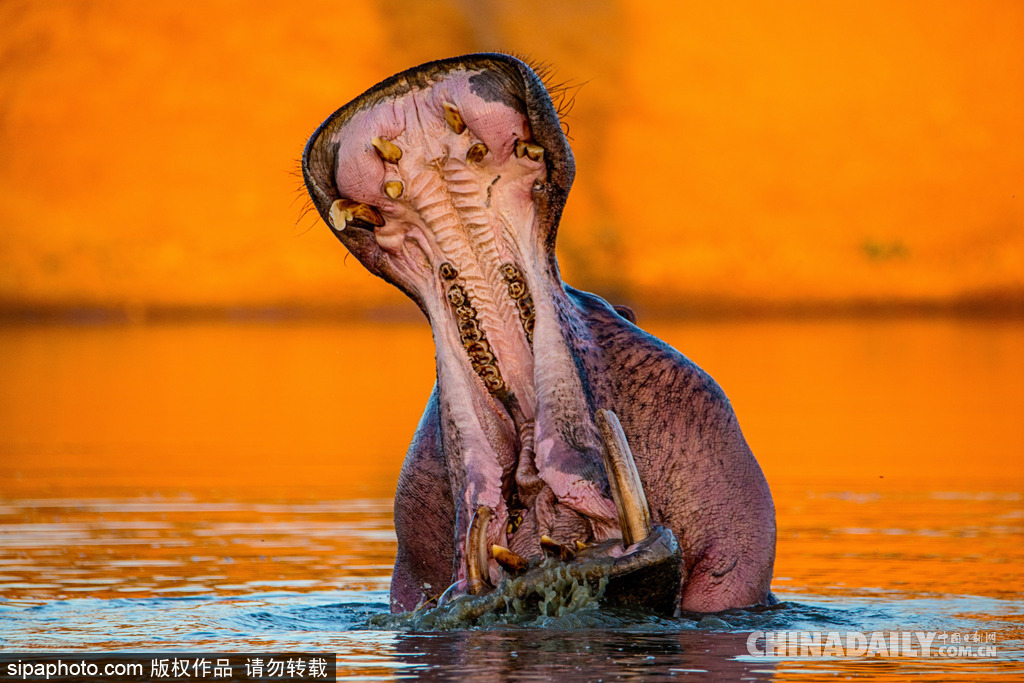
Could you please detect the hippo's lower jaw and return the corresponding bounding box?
[414,525,683,628]
[302,54,777,615]
[442,409,683,613]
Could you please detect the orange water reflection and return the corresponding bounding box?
[0,322,436,499]
[0,318,1021,605]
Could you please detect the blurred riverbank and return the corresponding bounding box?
[2,1,1021,315]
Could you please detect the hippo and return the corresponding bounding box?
[301,53,775,616]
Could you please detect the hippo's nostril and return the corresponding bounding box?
[329,198,385,232]
[370,136,403,164]
[441,101,466,134]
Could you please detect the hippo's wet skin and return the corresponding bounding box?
[302,53,775,616]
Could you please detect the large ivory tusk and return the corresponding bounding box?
[465,506,493,594]
[596,408,652,547]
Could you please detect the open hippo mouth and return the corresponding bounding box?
[302,54,775,617]
[302,54,680,613]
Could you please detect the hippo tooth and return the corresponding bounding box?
[466,142,488,164]
[352,203,386,228]
[539,534,558,555]
[595,408,653,547]
[328,200,349,231]
[540,534,577,562]
[329,199,385,231]
[439,262,458,280]
[442,101,466,134]
[514,139,544,162]
[384,180,404,199]
[371,136,403,163]
[466,506,493,595]
[491,545,528,574]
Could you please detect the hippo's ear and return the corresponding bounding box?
[613,305,637,325]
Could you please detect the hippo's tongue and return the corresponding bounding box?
[301,55,655,590]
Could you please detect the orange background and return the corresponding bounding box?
[1,2,1022,642]
[0,0,1022,316]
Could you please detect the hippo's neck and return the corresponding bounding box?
[429,259,619,578]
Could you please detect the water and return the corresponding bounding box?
[1,318,1022,680]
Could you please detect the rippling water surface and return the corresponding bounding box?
[1,319,1022,680]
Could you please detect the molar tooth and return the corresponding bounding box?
[514,140,545,162]
[328,198,385,231]
[446,285,466,307]
[491,545,528,574]
[466,142,488,164]
[439,263,458,280]
[596,409,653,547]
[371,136,403,163]
[383,180,404,199]
[442,101,466,134]
[466,506,493,595]
[458,318,482,342]
[465,341,494,364]
[477,365,505,393]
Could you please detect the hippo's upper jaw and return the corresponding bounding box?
[303,54,776,615]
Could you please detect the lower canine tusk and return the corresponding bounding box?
[596,408,653,547]
[466,506,493,594]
